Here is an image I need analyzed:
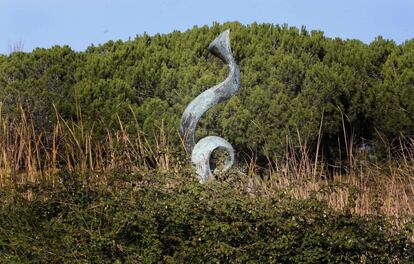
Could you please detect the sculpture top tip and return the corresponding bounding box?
[208,29,234,64]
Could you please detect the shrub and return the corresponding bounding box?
[1,22,413,160]
[0,171,412,263]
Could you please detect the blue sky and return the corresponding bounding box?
[1,0,413,54]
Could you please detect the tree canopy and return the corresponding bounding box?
[0,22,413,160]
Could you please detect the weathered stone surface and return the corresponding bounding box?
[180,30,241,182]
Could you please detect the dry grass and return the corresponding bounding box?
[244,148,414,229]
[0,104,175,187]
[0,105,413,231]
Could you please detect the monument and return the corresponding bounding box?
[180,30,241,182]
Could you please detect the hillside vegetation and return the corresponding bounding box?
[1,171,413,263]
[1,22,414,159]
[0,22,414,262]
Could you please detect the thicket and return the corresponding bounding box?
[1,171,413,263]
[1,22,414,161]
[1,22,414,263]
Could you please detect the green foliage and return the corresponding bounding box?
[0,46,77,127]
[0,22,413,159]
[375,39,414,138]
[0,172,413,263]
[75,78,137,132]
[1,22,413,263]
[136,98,178,138]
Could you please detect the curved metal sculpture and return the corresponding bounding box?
[180,29,241,182]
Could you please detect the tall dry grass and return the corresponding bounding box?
[0,104,174,187]
[0,104,413,230]
[243,139,414,229]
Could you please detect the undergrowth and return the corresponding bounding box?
[0,108,413,263]
[0,170,413,263]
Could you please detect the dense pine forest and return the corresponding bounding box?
[2,21,414,159]
[0,22,413,262]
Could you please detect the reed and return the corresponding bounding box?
[0,104,412,232]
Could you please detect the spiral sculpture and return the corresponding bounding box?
[180,29,241,182]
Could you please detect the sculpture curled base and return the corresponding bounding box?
[191,136,235,183]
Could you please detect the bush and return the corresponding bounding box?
[0,171,412,263]
[1,22,413,160]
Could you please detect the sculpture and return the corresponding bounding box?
[180,29,241,182]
